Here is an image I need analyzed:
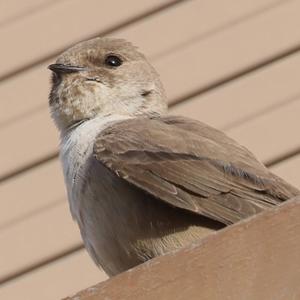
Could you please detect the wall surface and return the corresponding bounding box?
[1,0,300,299]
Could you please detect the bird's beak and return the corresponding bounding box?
[48,64,86,74]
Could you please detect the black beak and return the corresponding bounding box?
[48,64,86,74]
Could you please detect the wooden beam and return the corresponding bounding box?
[65,197,300,300]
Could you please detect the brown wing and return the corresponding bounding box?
[94,116,299,225]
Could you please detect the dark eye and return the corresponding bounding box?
[104,55,123,67]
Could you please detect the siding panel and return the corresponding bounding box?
[2,0,300,177]
[1,1,299,298]
[0,0,178,77]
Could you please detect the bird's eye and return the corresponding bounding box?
[104,55,123,67]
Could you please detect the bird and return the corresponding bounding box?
[48,37,300,277]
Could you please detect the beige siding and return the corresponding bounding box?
[0,0,54,25]
[1,0,300,299]
[0,250,107,300]
[0,0,175,76]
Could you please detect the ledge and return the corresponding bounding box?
[64,197,300,300]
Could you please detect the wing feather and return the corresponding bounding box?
[94,116,299,225]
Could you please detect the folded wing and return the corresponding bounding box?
[93,116,299,225]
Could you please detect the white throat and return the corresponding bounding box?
[60,114,132,218]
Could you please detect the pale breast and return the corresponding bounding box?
[59,114,131,220]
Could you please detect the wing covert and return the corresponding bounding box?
[93,116,299,224]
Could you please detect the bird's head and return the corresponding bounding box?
[48,37,167,131]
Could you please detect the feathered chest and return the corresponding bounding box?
[59,115,131,218]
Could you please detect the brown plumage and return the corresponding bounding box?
[95,116,299,225]
[48,37,300,276]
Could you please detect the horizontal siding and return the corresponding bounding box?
[0,159,63,228]
[171,51,300,130]
[0,0,176,77]
[1,0,281,126]
[157,0,300,101]
[0,108,58,179]
[110,0,281,60]
[1,0,300,299]
[0,250,107,300]
[2,0,300,178]
[0,0,54,25]
[227,98,300,163]
[0,201,80,280]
